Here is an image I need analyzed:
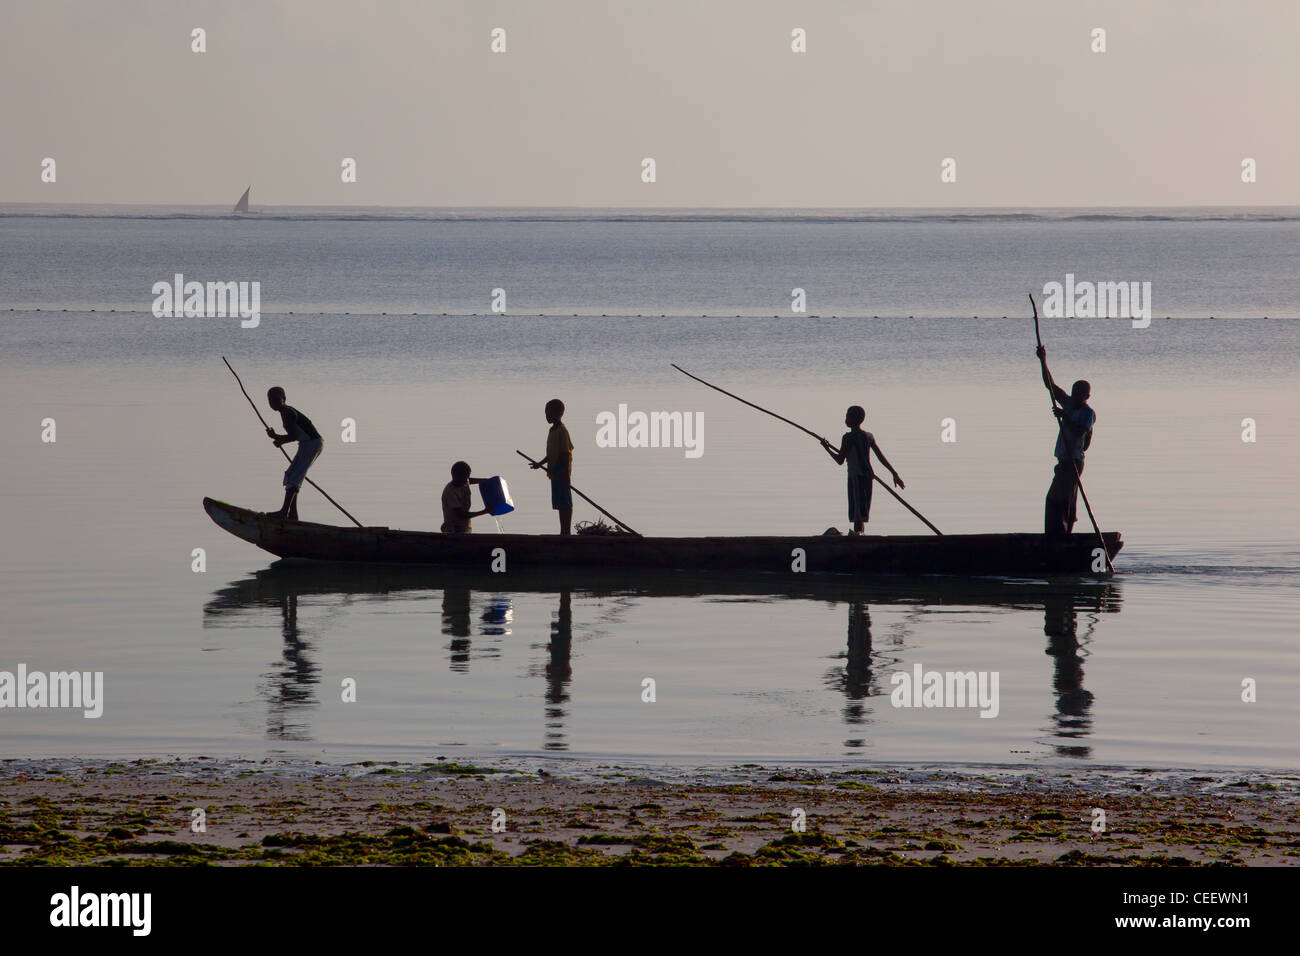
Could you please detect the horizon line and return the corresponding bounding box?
[3,201,1300,212]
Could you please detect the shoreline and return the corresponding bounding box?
[3,758,1296,867]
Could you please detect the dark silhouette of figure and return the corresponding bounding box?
[265,386,322,519]
[530,399,574,535]
[440,460,487,533]
[1036,347,1095,535]
[821,406,904,535]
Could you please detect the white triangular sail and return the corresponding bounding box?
[233,186,250,213]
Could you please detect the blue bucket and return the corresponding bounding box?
[479,476,515,516]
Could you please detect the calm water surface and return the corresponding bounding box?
[1,207,1298,771]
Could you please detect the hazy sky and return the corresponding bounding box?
[2,0,1297,207]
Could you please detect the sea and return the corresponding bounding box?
[2,204,1298,773]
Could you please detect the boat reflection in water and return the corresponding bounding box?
[823,601,891,749]
[441,589,514,672]
[208,583,320,742]
[203,564,1121,755]
[1043,587,1103,757]
[543,591,572,751]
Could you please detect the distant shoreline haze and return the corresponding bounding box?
[2,211,1296,317]
[3,204,1300,222]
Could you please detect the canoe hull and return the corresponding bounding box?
[203,498,1123,577]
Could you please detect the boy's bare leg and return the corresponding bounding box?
[559,506,572,536]
[272,487,297,519]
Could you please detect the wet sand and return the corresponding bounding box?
[2,759,1297,866]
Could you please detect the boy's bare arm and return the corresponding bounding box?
[466,478,488,518]
[820,436,846,465]
[453,506,490,521]
[870,438,906,488]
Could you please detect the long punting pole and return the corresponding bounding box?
[671,364,943,536]
[1029,295,1114,573]
[515,450,641,537]
[220,356,364,528]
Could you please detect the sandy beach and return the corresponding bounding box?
[3,759,1296,866]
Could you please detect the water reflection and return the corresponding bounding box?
[204,565,1121,754]
[442,587,472,670]
[202,580,321,740]
[268,591,320,740]
[544,591,573,751]
[1042,587,1116,758]
[441,588,513,672]
[822,602,884,747]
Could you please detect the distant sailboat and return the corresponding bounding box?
[233,186,251,214]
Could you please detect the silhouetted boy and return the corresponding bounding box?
[441,460,488,533]
[530,398,574,535]
[265,386,322,519]
[821,405,904,535]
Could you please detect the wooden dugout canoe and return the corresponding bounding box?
[203,498,1123,577]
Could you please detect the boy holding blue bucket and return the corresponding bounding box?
[441,461,488,533]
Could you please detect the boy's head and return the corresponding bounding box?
[450,460,472,484]
[545,398,565,424]
[1071,380,1091,403]
[267,386,286,410]
[845,405,866,428]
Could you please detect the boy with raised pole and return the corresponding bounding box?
[265,386,323,520]
[529,398,575,535]
[1036,345,1096,536]
[820,405,905,535]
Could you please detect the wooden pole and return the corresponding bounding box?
[868,472,942,536]
[671,364,943,536]
[221,357,364,528]
[515,450,641,537]
[1029,295,1113,573]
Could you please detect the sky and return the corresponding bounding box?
[1,0,1297,207]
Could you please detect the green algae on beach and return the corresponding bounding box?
[2,761,1297,867]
